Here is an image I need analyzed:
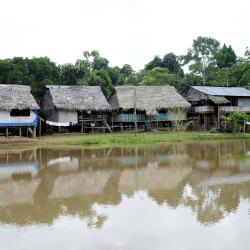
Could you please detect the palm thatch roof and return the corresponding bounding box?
[209,96,230,104]
[46,85,111,111]
[0,84,39,110]
[109,86,190,114]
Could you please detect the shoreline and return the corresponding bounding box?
[1,132,250,149]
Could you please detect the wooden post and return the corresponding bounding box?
[39,117,42,137]
[134,86,137,136]
[203,114,205,131]
[6,127,8,139]
[33,127,36,138]
[217,105,220,130]
[19,127,22,137]
[81,121,83,133]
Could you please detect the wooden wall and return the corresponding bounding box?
[0,110,37,127]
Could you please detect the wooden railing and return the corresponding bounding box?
[192,106,215,113]
[219,106,250,113]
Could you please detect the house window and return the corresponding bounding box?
[10,109,30,117]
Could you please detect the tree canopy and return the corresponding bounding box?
[0,36,250,102]
[142,67,173,86]
[182,36,220,85]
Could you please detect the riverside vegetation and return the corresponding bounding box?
[2,132,250,149]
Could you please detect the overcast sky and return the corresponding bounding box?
[1,0,250,70]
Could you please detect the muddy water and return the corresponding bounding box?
[0,141,250,250]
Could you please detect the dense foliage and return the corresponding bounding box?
[225,112,248,132]
[1,36,250,102]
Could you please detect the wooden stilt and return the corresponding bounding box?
[6,128,8,139]
[217,105,220,130]
[104,120,112,133]
[204,114,206,131]
[81,121,83,133]
[19,127,22,137]
[33,127,36,138]
[39,118,42,137]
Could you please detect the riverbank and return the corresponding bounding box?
[1,132,250,149]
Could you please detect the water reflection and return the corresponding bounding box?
[0,141,250,229]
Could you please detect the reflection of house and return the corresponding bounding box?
[49,170,113,199]
[201,173,250,187]
[47,156,79,173]
[0,179,41,206]
[183,86,250,130]
[0,162,39,180]
[118,162,192,194]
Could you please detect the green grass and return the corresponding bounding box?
[48,132,250,148]
[3,132,250,149]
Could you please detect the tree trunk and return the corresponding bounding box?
[202,70,206,86]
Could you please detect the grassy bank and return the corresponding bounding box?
[2,132,250,149]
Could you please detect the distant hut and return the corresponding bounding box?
[41,85,111,132]
[182,86,250,130]
[0,84,39,137]
[108,86,190,129]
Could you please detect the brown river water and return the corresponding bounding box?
[0,141,250,250]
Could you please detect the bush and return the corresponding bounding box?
[225,112,248,133]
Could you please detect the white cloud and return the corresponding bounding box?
[0,0,250,70]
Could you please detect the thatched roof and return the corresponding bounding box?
[46,85,111,111]
[209,96,230,104]
[109,86,190,114]
[0,84,39,110]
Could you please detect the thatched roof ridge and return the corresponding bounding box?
[0,84,39,110]
[109,86,190,114]
[46,85,111,111]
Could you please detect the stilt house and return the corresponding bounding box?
[108,86,190,128]
[182,86,250,130]
[0,84,39,137]
[41,85,111,131]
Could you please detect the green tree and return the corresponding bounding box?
[161,53,184,76]
[120,64,134,77]
[90,69,113,97]
[244,47,250,61]
[145,56,162,71]
[216,44,237,68]
[92,56,109,70]
[107,67,125,86]
[59,64,77,85]
[214,67,236,86]
[182,36,220,85]
[0,60,13,84]
[141,67,173,85]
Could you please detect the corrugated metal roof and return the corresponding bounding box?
[192,86,250,97]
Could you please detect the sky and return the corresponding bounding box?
[1,0,250,70]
